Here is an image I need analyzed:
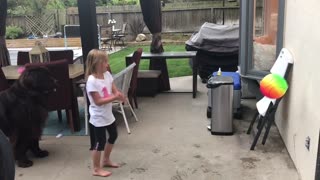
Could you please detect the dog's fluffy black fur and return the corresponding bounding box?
[0,67,57,168]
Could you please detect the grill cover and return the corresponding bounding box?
[186,22,239,54]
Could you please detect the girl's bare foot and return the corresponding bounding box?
[93,168,112,177]
[103,160,120,168]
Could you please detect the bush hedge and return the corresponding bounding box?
[5,26,24,39]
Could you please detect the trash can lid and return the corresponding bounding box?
[207,76,233,88]
[212,71,241,90]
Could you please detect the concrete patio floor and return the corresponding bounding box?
[15,76,300,180]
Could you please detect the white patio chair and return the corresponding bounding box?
[79,83,89,135]
[247,48,294,150]
[112,63,139,134]
[256,48,294,117]
[79,63,138,135]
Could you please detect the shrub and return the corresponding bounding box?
[111,0,137,5]
[128,13,146,39]
[5,26,24,39]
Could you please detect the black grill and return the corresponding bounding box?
[185,22,239,82]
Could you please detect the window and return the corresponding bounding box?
[239,0,285,79]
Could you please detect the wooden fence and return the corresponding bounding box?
[6,4,242,39]
[67,5,240,34]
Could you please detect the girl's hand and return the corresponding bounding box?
[115,91,126,102]
[118,92,126,102]
[119,93,126,102]
[114,91,122,99]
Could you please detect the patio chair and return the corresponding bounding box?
[17,51,29,65]
[100,27,114,51]
[246,48,294,150]
[126,48,142,108]
[19,50,74,121]
[113,23,127,47]
[49,50,74,64]
[100,37,113,51]
[49,50,76,121]
[19,50,75,122]
[112,63,138,134]
[0,68,9,92]
[25,59,75,132]
[17,50,75,65]
[79,64,137,134]
[78,82,89,135]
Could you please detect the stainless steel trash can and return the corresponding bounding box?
[207,76,234,135]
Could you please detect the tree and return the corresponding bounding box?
[0,0,10,66]
[26,0,48,14]
[96,0,110,6]
[7,0,29,14]
[46,0,65,10]
[64,0,77,7]
[7,0,28,9]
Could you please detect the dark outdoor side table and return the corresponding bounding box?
[125,51,198,98]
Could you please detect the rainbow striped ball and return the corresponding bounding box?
[260,74,288,99]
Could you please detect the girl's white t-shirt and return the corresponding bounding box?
[86,71,115,127]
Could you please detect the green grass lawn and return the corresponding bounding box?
[108,45,192,77]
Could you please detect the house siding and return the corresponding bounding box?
[276,1,320,180]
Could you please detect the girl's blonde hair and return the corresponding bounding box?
[85,49,108,80]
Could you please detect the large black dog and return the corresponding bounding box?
[0,67,57,168]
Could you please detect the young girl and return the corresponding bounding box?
[85,49,125,177]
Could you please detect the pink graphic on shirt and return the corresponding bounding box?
[102,87,110,98]
[17,67,25,74]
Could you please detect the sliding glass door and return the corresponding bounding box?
[239,0,285,79]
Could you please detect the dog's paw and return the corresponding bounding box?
[17,159,33,168]
[33,150,49,158]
